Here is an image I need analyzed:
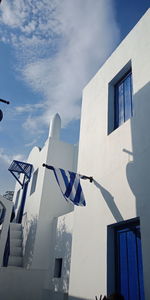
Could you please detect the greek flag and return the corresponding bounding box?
[45,165,86,206]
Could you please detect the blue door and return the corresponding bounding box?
[16,182,28,223]
[115,222,145,300]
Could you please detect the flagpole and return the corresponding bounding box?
[79,175,93,183]
[42,164,93,183]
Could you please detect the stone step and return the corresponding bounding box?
[8,223,23,267]
[10,246,22,257]
[10,223,22,231]
[8,256,23,267]
[10,229,22,239]
[2,266,23,270]
[10,238,22,247]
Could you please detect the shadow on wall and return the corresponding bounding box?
[52,218,73,294]
[126,82,150,217]
[125,82,150,298]
[93,180,123,222]
[23,214,38,268]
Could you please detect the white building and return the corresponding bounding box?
[69,9,150,300]
[0,113,77,300]
[0,9,149,300]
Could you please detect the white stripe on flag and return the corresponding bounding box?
[55,168,66,195]
[68,173,79,202]
[48,166,86,206]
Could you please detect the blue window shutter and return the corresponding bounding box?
[127,230,140,300]
[116,224,145,300]
[117,230,129,300]
[137,231,145,300]
[118,83,124,126]
[114,71,132,130]
[124,74,133,121]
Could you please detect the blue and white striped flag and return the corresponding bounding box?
[45,165,86,206]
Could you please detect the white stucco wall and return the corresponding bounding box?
[30,137,77,270]
[22,143,49,268]
[50,212,74,294]
[69,9,150,300]
[12,114,78,275]
[0,268,46,300]
[0,195,13,267]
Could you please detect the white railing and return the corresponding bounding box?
[0,195,13,267]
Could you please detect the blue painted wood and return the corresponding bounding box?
[127,230,139,300]
[116,224,145,300]
[3,227,10,267]
[16,182,28,223]
[124,75,132,121]
[137,230,145,300]
[8,160,33,187]
[118,83,124,126]
[114,71,132,129]
[118,230,129,300]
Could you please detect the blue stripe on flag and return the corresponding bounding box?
[74,183,82,205]
[52,168,67,197]
[60,169,69,189]
[46,165,86,206]
[64,172,76,198]
[74,183,86,206]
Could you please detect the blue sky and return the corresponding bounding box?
[0,0,149,194]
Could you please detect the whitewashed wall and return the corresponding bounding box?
[69,10,150,300]
[22,144,49,268]
[1,114,77,300]
[0,195,13,267]
[49,212,74,294]
[30,137,77,270]
[12,114,78,274]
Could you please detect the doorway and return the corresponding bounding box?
[108,218,145,300]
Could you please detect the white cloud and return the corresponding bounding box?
[0,0,120,133]
[0,148,11,164]
[16,103,46,113]
[25,139,37,148]
[12,154,26,162]
[0,149,26,195]
[0,0,28,28]
[21,20,36,34]
[0,148,25,165]
[0,159,15,195]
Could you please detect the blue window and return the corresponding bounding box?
[114,71,133,129]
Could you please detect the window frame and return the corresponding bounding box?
[107,61,132,135]
[54,258,63,278]
[107,217,144,296]
[114,69,133,130]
